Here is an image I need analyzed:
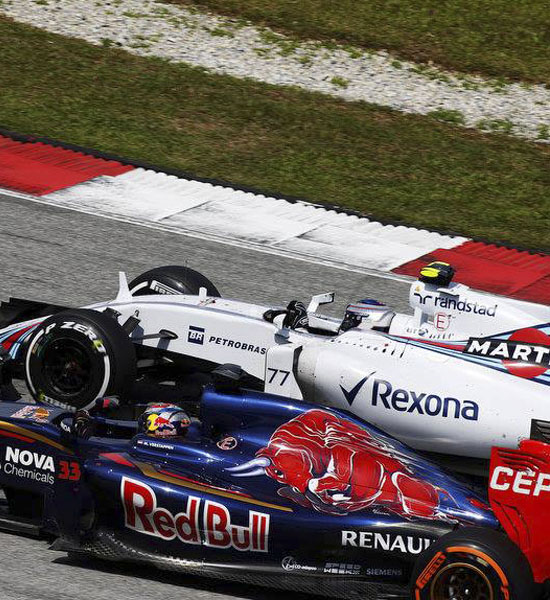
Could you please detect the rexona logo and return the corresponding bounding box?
[372,379,479,421]
[3,446,55,485]
[414,293,497,317]
[342,531,433,555]
[490,466,550,496]
[121,477,269,552]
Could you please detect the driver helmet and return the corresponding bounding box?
[138,403,191,438]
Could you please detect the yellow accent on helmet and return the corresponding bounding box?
[146,413,160,432]
[420,267,439,278]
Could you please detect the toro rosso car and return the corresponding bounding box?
[1,262,550,463]
[0,381,539,600]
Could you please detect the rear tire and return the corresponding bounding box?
[411,527,536,600]
[129,266,220,297]
[24,309,136,411]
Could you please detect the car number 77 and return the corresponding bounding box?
[267,368,291,386]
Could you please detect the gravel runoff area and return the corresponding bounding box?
[2,0,550,142]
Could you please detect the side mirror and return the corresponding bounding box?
[307,292,335,314]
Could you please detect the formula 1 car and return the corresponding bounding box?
[0,381,538,600]
[1,262,550,464]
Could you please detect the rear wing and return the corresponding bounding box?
[489,420,550,584]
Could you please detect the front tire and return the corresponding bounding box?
[411,527,536,600]
[25,309,136,410]
[129,265,220,297]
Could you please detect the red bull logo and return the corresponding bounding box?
[121,477,270,552]
[228,410,449,520]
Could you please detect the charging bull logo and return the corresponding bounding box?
[228,410,451,520]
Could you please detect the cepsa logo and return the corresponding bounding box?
[121,477,270,552]
[490,466,550,497]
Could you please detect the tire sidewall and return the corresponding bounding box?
[25,311,134,410]
[129,266,220,297]
[412,528,535,600]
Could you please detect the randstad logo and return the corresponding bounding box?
[371,379,479,421]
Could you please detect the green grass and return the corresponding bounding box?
[165,0,550,84]
[1,16,550,249]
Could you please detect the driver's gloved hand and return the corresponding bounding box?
[283,301,309,330]
[72,410,95,439]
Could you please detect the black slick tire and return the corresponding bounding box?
[24,309,136,410]
[129,266,220,297]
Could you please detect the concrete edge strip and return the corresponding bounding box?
[0,129,549,302]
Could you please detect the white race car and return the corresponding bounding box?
[1,262,549,464]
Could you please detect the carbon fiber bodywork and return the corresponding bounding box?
[0,388,497,597]
[58,530,406,599]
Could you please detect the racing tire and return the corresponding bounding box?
[411,527,536,600]
[24,309,136,411]
[129,266,220,297]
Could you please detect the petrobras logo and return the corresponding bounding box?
[490,466,550,497]
[371,379,479,421]
[413,292,497,317]
[208,335,267,355]
[121,477,270,552]
[187,325,205,345]
[342,530,433,555]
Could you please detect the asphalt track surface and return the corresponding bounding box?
[0,190,411,600]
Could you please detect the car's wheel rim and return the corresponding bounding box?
[430,562,493,600]
[42,339,93,398]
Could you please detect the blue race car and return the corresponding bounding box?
[0,370,533,600]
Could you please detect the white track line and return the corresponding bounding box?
[0,184,419,284]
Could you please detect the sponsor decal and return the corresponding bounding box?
[372,379,479,421]
[208,336,266,355]
[414,292,497,317]
[324,562,360,575]
[36,392,74,410]
[364,567,403,577]
[340,371,376,407]
[188,325,205,345]
[490,466,550,497]
[2,445,55,485]
[281,556,317,572]
[217,436,238,451]
[341,531,433,554]
[11,405,51,423]
[150,280,179,295]
[434,312,451,331]
[227,409,454,521]
[122,477,269,552]
[39,322,106,355]
[465,328,550,379]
